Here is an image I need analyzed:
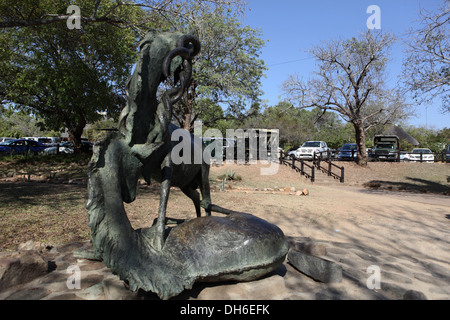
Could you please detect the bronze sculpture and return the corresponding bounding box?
[85,30,288,299]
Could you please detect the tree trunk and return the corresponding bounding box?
[68,121,86,154]
[353,122,368,167]
[182,89,194,132]
[183,110,192,132]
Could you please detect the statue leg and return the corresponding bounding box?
[180,186,201,217]
[199,163,212,216]
[154,154,172,251]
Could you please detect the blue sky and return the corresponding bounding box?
[242,0,449,130]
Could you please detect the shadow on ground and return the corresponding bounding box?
[363,177,450,195]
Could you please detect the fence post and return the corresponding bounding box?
[301,160,304,176]
[420,152,423,163]
[292,156,295,169]
[311,165,315,183]
[340,166,344,183]
[328,160,332,176]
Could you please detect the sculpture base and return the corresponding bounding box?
[94,212,289,299]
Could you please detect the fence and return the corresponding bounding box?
[313,150,345,183]
[279,150,345,183]
[279,150,315,182]
[403,150,449,163]
[368,150,449,163]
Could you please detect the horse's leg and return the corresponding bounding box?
[154,154,172,251]
[199,163,212,216]
[180,186,201,217]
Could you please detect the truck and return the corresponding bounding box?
[369,135,400,161]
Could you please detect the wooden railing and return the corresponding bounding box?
[313,150,345,183]
[279,150,315,182]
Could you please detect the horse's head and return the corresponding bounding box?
[118,31,200,143]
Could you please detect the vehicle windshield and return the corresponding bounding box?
[302,141,320,147]
[38,138,52,144]
[342,144,356,150]
[412,149,431,154]
[0,140,16,146]
[375,143,394,150]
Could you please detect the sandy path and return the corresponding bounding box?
[197,179,450,299]
[124,162,450,299]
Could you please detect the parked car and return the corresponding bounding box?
[42,141,75,155]
[446,145,450,162]
[399,151,410,162]
[337,143,357,161]
[409,148,435,163]
[289,141,330,160]
[0,137,14,143]
[21,136,61,146]
[0,139,49,155]
[43,140,93,155]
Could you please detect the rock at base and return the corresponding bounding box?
[288,249,342,283]
[0,251,49,291]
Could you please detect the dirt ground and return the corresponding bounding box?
[124,161,450,299]
[1,160,449,299]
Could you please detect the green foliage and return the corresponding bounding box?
[401,126,450,152]
[0,107,58,138]
[218,169,242,181]
[83,118,118,142]
[169,4,267,129]
[0,0,143,150]
[241,102,355,149]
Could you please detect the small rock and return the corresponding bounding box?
[403,290,427,300]
[17,240,36,251]
[288,249,342,283]
[5,287,51,300]
[0,251,49,291]
[292,242,327,256]
[197,274,287,300]
[302,188,309,195]
[103,278,136,300]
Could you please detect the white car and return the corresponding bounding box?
[289,141,330,160]
[409,148,435,163]
[42,141,75,155]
